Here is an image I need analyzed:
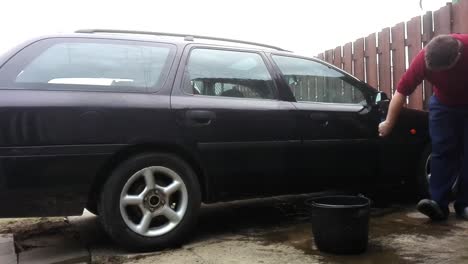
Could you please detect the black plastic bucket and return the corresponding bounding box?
[306,195,370,254]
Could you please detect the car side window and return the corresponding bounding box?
[0,38,176,93]
[184,48,277,100]
[272,55,367,105]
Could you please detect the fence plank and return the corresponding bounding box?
[343,42,352,73]
[433,3,452,36]
[342,42,353,101]
[316,76,325,102]
[407,16,424,110]
[391,22,406,98]
[308,77,318,102]
[452,0,468,33]
[316,49,326,101]
[365,33,378,89]
[423,11,434,110]
[354,38,365,81]
[325,49,334,64]
[378,28,392,97]
[333,46,342,68]
[422,11,434,43]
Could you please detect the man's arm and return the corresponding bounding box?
[378,50,426,137]
[378,91,406,137]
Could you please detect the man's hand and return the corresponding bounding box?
[378,120,394,137]
[377,91,406,138]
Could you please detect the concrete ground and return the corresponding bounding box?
[3,195,468,264]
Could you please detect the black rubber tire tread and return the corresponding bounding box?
[416,144,431,199]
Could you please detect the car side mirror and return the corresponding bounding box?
[375,91,389,105]
[374,91,390,116]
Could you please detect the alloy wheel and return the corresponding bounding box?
[119,166,188,237]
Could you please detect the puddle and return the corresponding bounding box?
[254,223,419,264]
[248,204,468,264]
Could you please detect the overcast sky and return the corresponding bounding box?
[0,0,448,57]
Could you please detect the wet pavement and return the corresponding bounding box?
[4,194,468,263]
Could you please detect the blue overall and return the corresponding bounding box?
[429,95,468,211]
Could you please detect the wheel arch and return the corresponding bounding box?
[86,143,211,211]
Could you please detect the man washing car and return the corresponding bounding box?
[379,34,468,220]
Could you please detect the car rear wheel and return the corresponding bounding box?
[98,153,201,251]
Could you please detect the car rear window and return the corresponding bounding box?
[0,38,176,93]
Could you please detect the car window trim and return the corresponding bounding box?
[296,100,366,107]
[294,100,365,113]
[183,93,281,103]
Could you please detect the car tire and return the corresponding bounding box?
[98,153,201,251]
[416,144,458,200]
[416,144,431,199]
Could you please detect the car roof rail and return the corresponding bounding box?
[75,29,290,52]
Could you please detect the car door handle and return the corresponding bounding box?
[186,110,216,126]
[309,113,329,127]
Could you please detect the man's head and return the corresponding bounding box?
[425,35,463,71]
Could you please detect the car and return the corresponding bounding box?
[0,29,431,250]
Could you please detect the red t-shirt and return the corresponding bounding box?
[397,34,468,106]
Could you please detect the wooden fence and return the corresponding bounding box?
[317,0,468,110]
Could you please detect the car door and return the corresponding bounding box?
[269,54,380,192]
[171,46,298,200]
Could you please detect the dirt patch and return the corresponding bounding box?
[0,217,78,252]
[92,255,127,264]
[0,217,67,237]
[92,254,157,264]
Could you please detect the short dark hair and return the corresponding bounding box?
[425,35,460,71]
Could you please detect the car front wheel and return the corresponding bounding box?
[417,145,458,200]
[98,153,201,251]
